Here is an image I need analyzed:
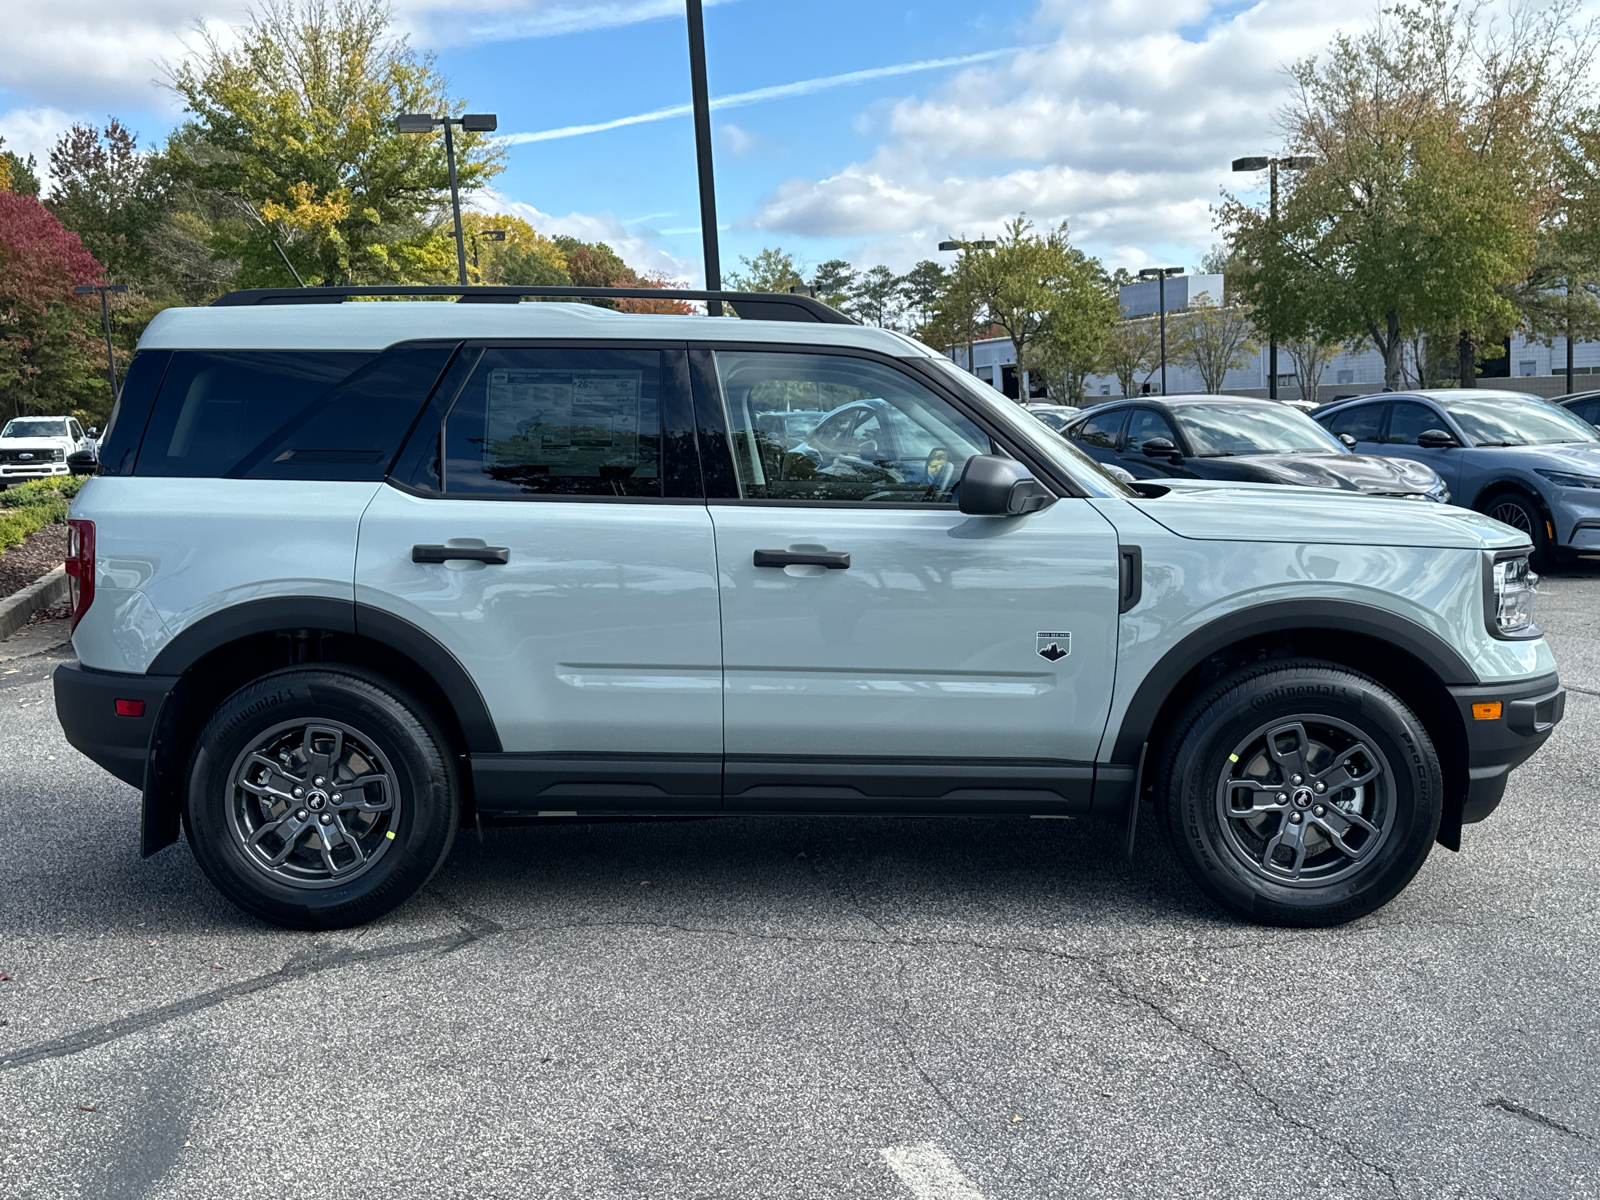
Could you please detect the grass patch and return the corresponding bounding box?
[0,477,86,553]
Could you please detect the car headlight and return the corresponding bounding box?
[1535,468,1600,489]
[1488,553,1539,638]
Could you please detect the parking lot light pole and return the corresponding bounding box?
[396,112,499,286]
[74,283,128,398]
[1232,154,1317,399]
[937,237,996,374]
[686,0,724,315]
[1137,267,1184,394]
[470,228,506,280]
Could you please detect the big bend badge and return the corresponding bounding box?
[1036,632,1071,662]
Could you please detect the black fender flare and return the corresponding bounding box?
[1108,598,1478,765]
[147,596,500,752]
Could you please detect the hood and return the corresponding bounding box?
[0,438,69,451]
[1477,441,1600,472]
[1129,479,1525,549]
[1227,452,1440,494]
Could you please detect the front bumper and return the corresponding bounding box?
[0,464,68,482]
[1448,672,1565,824]
[54,662,175,792]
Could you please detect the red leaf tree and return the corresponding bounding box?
[0,191,106,418]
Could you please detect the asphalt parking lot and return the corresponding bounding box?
[1,573,1597,1200]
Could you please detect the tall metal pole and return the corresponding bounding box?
[444,119,468,287]
[97,290,118,397]
[1158,273,1168,395]
[686,0,723,315]
[1268,161,1279,400]
[1568,276,1576,395]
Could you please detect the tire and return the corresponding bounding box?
[184,666,460,930]
[1157,659,1442,927]
[1479,489,1554,571]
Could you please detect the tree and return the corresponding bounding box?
[166,0,503,287]
[465,213,567,286]
[1219,0,1582,389]
[851,264,901,327]
[46,121,166,285]
[938,217,1080,373]
[0,138,41,198]
[810,259,856,311]
[897,260,947,333]
[1173,294,1259,393]
[548,235,690,313]
[1101,318,1161,397]
[726,247,803,292]
[0,192,106,420]
[1280,332,1343,402]
[1023,253,1121,403]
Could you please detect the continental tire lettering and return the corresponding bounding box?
[215,688,300,741]
[1249,682,1355,710]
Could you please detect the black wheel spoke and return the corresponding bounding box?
[1261,815,1310,880]
[1264,722,1313,782]
[1312,743,1380,795]
[1223,780,1291,817]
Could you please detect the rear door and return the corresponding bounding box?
[694,347,1121,815]
[1321,401,1387,454]
[356,343,723,813]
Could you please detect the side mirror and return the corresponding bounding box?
[957,454,1056,516]
[87,427,99,437]
[66,449,98,476]
[1337,433,1358,449]
[1141,437,1182,461]
[1416,428,1458,449]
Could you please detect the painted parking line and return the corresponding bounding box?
[879,1143,987,1200]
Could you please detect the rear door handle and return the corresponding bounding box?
[412,544,510,564]
[753,549,850,569]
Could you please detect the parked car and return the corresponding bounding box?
[0,415,94,487]
[1314,388,1600,568]
[55,287,1563,932]
[1060,396,1450,500]
[1025,404,1080,433]
[1552,389,1600,428]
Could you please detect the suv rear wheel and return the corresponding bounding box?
[184,666,460,929]
[1158,660,1441,927]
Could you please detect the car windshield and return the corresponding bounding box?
[1443,397,1600,446]
[1171,403,1346,457]
[924,356,1135,498]
[1,418,68,439]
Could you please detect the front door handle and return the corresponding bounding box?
[753,549,850,569]
[412,544,510,565]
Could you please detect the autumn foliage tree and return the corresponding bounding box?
[0,192,106,419]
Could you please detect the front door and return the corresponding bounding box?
[1375,399,1464,493]
[695,348,1122,814]
[356,344,723,812]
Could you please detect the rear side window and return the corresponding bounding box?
[96,350,172,476]
[135,351,375,477]
[1323,403,1385,442]
[1072,409,1127,449]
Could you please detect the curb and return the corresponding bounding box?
[0,564,68,642]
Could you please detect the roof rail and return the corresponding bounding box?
[209,285,857,324]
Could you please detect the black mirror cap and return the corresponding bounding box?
[957,454,1056,516]
[1417,428,1458,448]
[67,449,98,476]
[1141,437,1180,459]
[1338,433,1358,449]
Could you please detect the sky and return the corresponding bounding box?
[0,0,1579,285]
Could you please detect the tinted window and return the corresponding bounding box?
[97,351,172,476]
[1073,409,1126,449]
[1384,402,1442,445]
[1323,403,1385,442]
[713,351,988,503]
[135,351,375,477]
[1568,399,1600,426]
[1124,408,1179,454]
[1173,403,1344,456]
[442,348,665,497]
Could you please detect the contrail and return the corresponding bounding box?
[500,47,1022,145]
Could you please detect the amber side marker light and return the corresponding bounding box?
[1472,702,1503,721]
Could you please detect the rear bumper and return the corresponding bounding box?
[53,662,175,791]
[1448,672,1565,824]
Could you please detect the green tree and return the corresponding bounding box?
[166,0,503,286]
[809,259,856,310]
[46,120,167,286]
[1173,294,1259,394]
[727,247,804,292]
[0,138,41,198]
[1023,253,1121,403]
[465,213,567,286]
[1280,332,1343,402]
[898,260,947,334]
[851,264,901,327]
[937,217,1081,373]
[1102,318,1160,397]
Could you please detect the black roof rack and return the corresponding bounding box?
[209,285,857,324]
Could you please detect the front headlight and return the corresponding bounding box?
[1535,468,1600,489]
[1488,553,1540,638]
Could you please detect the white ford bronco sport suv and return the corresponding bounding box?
[53,285,1565,930]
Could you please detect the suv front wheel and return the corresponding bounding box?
[185,666,460,929]
[1159,660,1442,927]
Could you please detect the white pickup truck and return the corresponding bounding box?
[0,415,94,486]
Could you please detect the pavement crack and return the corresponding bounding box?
[0,925,489,1073]
[1093,964,1403,1197]
[1484,1097,1591,1140]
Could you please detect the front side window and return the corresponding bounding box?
[1383,402,1443,445]
[1124,408,1180,454]
[442,348,665,496]
[712,351,989,503]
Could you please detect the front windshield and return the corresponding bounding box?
[924,356,1135,497]
[1444,397,1599,446]
[1172,403,1346,457]
[1,418,68,439]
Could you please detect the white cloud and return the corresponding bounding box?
[0,107,89,191]
[748,0,1406,270]
[473,187,699,282]
[719,123,759,157]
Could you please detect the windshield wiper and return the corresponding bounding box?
[1471,441,1518,447]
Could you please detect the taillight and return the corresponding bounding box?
[65,518,95,632]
